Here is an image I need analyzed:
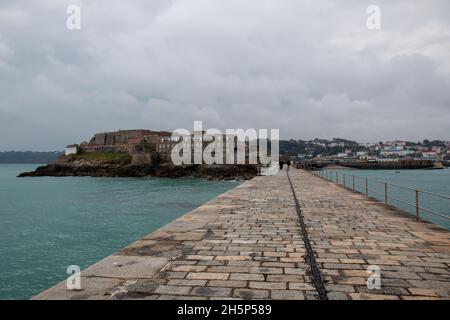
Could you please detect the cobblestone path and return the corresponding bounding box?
[35,169,450,300]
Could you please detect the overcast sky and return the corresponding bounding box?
[1,0,449,150]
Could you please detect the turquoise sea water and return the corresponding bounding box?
[323,169,450,229]
[0,164,240,300]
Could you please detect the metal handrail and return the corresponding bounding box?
[358,176,450,200]
[368,187,446,217]
[313,170,450,222]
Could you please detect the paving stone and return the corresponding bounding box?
[271,290,305,300]
[339,259,366,264]
[327,291,350,300]
[207,280,247,288]
[288,283,315,291]
[233,289,270,299]
[283,268,306,275]
[267,274,304,282]
[324,284,356,293]
[126,280,160,294]
[249,267,283,274]
[355,286,410,296]
[171,265,207,272]
[400,295,446,300]
[191,286,232,297]
[408,288,439,297]
[167,279,207,286]
[349,293,399,300]
[340,270,368,277]
[230,273,265,281]
[185,255,214,260]
[163,271,187,279]
[155,285,192,295]
[215,255,251,261]
[186,272,229,280]
[227,261,261,267]
[207,266,249,273]
[249,281,286,290]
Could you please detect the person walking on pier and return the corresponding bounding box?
[286,160,291,171]
[279,161,284,170]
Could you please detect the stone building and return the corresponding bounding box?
[75,129,260,165]
[80,130,172,154]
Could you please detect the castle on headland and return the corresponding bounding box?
[66,129,180,163]
[64,129,264,165]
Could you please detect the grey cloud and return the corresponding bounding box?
[0,0,449,150]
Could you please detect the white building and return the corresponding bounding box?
[356,151,367,157]
[386,141,407,147]
[65,145,79,156]
[422,152,437,160]
[329,142,345,148]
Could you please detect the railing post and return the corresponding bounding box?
[384,183,388,204]
[352,175,355,191]
[415,190,420,221]
[365,178,368,196]
[343,174,346,187]
[336,172,339,184]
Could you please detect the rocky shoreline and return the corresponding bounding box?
[18,163,258,181]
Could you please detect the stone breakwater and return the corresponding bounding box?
[303,159,435,170]
[18,163,258,181]
[34,169,450,300]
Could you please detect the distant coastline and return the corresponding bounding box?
[0,151,62,164]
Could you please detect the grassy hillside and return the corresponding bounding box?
[66,152,132,163]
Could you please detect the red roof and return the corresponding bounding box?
[128,138,143,144]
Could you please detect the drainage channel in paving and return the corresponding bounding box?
[287,169,328,300]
